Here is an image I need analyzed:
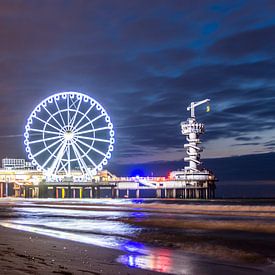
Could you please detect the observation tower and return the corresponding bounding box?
[169,99,216,198]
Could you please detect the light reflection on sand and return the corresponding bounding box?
[0,220,190,274]
[0,199,195,274]
[0,201,197,274]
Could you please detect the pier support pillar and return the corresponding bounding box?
[116,189,119,198]
[5,183,8,197]
[24,186,28,198]
[67,186,71,198]
[196,189,199,199]
[172,189,176,198]
[0,183,3,197]
[111,187,116,198]
[136,189,140,198]
[156,189,161,198]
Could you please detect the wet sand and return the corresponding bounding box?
[0,226,158,275]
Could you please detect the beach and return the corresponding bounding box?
[1,198,275,274]
[0,225,161,275]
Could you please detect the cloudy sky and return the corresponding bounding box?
[0,0,275,174]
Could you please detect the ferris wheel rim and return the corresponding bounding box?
[24,91,114,179]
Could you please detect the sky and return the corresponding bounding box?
[0,0,275,180]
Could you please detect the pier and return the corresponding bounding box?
[0,169,216,199]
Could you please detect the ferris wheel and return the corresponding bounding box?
[24,91,114,181]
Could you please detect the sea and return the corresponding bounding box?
[1,197,275,274]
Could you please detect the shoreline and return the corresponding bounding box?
[2,224,275,275]
[0,225,159,275]
[2,198,275,274]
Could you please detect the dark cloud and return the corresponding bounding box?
[208,25,275,58]
[235,136,261,141]
[231,142,261,147]
[0,0,274,178]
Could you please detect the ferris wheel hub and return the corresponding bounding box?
[64,131,74,141]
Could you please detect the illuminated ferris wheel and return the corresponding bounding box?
[24,91,114,181]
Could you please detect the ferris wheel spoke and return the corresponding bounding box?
[42,140,65,169]
[77,126,110,135]
[67,95,70,126]
[42,105,64,129]
[77,135,111,143]
[69,98,82,128]
[77,138,107,157]
[74,141,97,168]
[71,142,90,175]
[28,135,61,145]
[29,128,60,135]
[59,159,68,174]
[33,138,63,158]
[54,98,66,127]
[50,142,68,174]
[72,103,95,131]
[74,114,105,133]
[33,116,61,132]
[67,144,71,175]
[69,97,79,109]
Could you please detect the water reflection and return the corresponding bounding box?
[118,244,190,274]
[0,201,192,274]
[119,251,173,273]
